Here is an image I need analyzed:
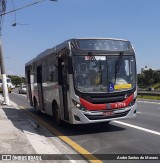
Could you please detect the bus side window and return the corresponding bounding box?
[47,54,58,82]
[48,65,58,82]
[48,64,54,81]
[42,59,48,83]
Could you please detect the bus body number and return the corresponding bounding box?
[115,102,126,108]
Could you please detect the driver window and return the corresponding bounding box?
[125,60,129,76]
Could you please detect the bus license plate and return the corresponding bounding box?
[103,112,113,116]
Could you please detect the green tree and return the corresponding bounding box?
[138,69,160,88]
[153,71,160,84]
[8,75,26,86]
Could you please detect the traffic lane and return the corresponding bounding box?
[19,109,160,160]
[67,121,160,153]
[16,106,160,155]
[8,94,160,156]
[119,101,160,132]
[8,94,92,162]
[25,115,160,163]
[12,87,21,93]
[9,92,160,134]
[9,92,160,133]
[137,100,160,117]
[12,87,27,96]
[24,115,160,163]
[9,91,29,108]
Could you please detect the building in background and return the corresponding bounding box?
[141,66,151,73]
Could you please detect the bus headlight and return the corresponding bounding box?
[72,99,87,111]
[128,98,137,106]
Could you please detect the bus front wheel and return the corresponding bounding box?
[34,98,41,115]
[52,103,63,126]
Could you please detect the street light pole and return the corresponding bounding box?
[0,38,9,105]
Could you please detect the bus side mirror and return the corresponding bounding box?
[67,57,73,74]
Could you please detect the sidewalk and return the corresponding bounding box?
[0,95,83,163]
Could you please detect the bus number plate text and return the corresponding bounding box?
[103,111,113,116]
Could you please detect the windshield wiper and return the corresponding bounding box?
[88,52,101,71]
[114,52,123,83]
[88,52,102,84]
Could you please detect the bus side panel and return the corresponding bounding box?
[42,53,61,116]
[43,82,60,116]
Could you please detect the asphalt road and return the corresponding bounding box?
[9,89,160,162]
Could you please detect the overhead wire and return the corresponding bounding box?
[0,0,58,28]
[0,0,46,17]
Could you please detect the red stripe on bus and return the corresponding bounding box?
[80,94,134,111]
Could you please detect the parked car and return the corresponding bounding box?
[19,85,27,94]
[10,83,15,89]
[146,87,154,91]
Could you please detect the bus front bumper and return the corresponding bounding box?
[71,103,137,124]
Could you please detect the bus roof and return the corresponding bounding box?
[25,37,130,66]
[65,37,129,42]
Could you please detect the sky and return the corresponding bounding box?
[2,0,160,76]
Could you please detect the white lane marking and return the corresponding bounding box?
[12,92,27,97]
[138,100,160,105]
[114,121,160,136]
[137,112,141,114]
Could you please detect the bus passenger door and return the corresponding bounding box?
[37,65,45,111]
[58,58,69,121]
[27,69,33,106]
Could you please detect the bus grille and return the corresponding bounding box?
[84,110,130,120]
[84,94,125,104]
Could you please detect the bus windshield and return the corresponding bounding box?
[72,55,136,93]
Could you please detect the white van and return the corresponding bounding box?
[0,77,13,93]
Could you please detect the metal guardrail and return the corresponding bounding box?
[138,91,160,96]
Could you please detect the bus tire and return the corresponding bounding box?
[34,98,41,115]
[52,102,63,126]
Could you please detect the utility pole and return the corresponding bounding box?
[0,0,9,105]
